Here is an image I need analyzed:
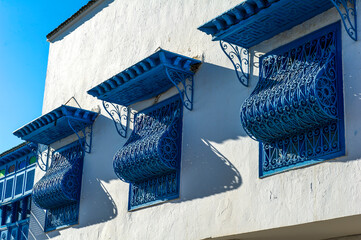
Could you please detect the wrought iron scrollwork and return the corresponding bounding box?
[165,68,194,111]
[113,96,182,183]
[67,118,93,153]
[32,142,84,231]
[32,142,84,209]
[241,23,344,176]
[30,144,51,172]
[102,101,128,138]
[220,40,249,87]
[331,0,357,41]
[113,95,183,209]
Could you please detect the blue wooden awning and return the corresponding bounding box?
[0,142,36,165]
[198,0,355,48]
[13,105,98,145]
[87,49,201,106]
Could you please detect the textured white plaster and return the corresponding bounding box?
[31,0,361,239]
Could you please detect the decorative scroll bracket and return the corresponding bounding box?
[30,144,52,172]
[67,119,94,153]
[165,68,194,111]
[331,0,357,41]
[102,101,129,138]
[220,40,249,87]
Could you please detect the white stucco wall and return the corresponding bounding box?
[30,0,361,239]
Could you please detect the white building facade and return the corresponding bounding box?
[8,0,361,239]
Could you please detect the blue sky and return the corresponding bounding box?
[0,0,89,153]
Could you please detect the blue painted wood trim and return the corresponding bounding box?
[198,0,355,48]
[87,49,201,106]
[13,105,98,145]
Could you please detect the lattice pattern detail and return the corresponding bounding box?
[262,122,340,171]
[240,23,344,176]
[33,142,84,209]
[45,203,79,231]
[129,172,178,208]
[32,142,84,230]
[113,95,182,209]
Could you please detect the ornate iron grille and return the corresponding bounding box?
[32,141,84,231]
[240,22,345,177]
[113,95,183,210]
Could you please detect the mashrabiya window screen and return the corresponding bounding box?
[32,141,84,231]
[113,95,183,210]
[240,22,345,177]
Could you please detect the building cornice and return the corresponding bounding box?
[47,0,106,42]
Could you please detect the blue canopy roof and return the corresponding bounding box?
[198,0,334,48]
[87,49,201,106]
[0,142,36,165]
[13,105,98,145]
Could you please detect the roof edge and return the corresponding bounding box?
[0,142,32,159]
[47,0,106,42]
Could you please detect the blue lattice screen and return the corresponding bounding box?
[113,95,183,210]
[32,142,84,231]
[240,22,345,177]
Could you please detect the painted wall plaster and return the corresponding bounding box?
[29,0,361,239]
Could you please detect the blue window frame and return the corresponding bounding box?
[4,177,14,202]
[14,173,25,198]
[24,167,35,195]
[0,196,32,240]
[10,226,18,240]
[0,230,7,240]
[0,154,36,203]
[0,180,4,202]
[240,22,345,177]
[0,143,35,240]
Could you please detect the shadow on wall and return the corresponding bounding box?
[174,138,242,203]
[52,0,114,42]
[73,178,118,230]
[169,62,257,202]
[188,62,253,144]
[73,115,123,229]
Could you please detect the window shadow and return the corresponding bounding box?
[71,115,124,229]
[173,138,242,203]
[187,62,253,143]
[73,178,118,229]
[168,62,256,202]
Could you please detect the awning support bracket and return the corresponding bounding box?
[165,68,194,111]
[331,0,357,41]
[30,144,52,172]
[67,119,94,153]
[220,40,249,87]
[102,101,129,138]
